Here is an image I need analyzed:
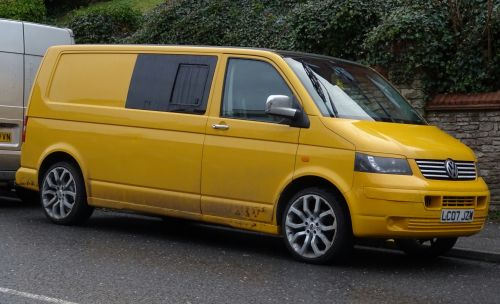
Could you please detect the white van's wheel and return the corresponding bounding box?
[282,187,353,264]
[15,186,39,205]
[396,237,457,258]
[40,161,93,225]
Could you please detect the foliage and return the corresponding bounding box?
[128,0,299,48]
[364,0,500,93]
[44,0,97,16]
[68,4,141,44]
[289,0,379,60]
[0,0,46,22]
[44,0,500,95]
[129,0,377,60]
[128,0,498,95]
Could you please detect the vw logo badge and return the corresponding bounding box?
[445,159,459,179]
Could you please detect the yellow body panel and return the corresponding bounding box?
[17,45,489,239]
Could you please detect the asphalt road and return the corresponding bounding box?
[1,195,499,304]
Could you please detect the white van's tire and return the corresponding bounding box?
[40,161,93,225]
[15,186,39,205]
[396,237,458,258]
[282,187,353,264]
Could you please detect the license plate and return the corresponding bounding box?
[441,209,474,223]
[0,132,11,143]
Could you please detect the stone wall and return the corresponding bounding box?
[425,110,500,208]
[396,80,426,117]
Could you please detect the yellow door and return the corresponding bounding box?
[201,56,301,224]
[85,53,219,217]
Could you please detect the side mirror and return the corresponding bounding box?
[265,95,298,119]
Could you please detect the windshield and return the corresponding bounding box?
[284,56,425,125]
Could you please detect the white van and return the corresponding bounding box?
[0,19,74,199]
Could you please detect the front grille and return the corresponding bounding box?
[415,160,477,180]
[442,196,475,208]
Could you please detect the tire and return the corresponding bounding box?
[282,187,353,264]
[39,161,94,225]
[396,237,458,258]
[15,186,39,205]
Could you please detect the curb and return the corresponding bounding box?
[356,243,500,264]
[445,247,500,264]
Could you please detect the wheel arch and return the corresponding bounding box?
[275,175,352,231]
[37,146,88,196]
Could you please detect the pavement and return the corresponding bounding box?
[448,219,500,263]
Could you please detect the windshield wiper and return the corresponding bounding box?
[301,61,338,117]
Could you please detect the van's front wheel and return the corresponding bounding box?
[40,161,93,225]
[282,187,353,264]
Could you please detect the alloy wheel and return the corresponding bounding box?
[41,167,77,220]
[284,194,337,259]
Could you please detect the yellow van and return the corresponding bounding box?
[16,45,489,263]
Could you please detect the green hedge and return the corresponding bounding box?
[128,0,299,48]
[79,0,499,95]
[68,5,141,44]
[364,0,500,94]
[44,0,100,17]
[0,0,46,22]
[128,0,378,58]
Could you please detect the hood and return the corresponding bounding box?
[321,118,476,161]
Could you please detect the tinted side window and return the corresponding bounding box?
[126,54,217,114]
[222,59,295,123]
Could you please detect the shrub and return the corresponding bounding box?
[68,4,141,43]
[364,0,500,93]
[289,0,380,60]
[128,0,298,48]
[0,0,46,22]
[130,0,498,95]
[44,0,100,17]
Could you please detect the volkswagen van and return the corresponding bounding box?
[0,19,74,200]
[16,45,489,263]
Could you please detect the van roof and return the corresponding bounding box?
[0,18,72,32]
[47,44,363,67]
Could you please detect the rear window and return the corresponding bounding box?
[126,54,217,114]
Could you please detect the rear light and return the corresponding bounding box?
[22,116,28,143]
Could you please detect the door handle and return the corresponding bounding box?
[212,124,229,130]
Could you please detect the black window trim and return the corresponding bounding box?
[126,53,218,115]
[220,56,304,126]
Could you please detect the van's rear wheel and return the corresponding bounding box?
[396,237,458,258]
[282,187,353,264]
[40,161,93,225]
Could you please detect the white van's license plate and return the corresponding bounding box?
[0,132,12,143]
[441,209,474,223]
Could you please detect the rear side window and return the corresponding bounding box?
[126,54,217,114]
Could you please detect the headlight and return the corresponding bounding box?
[355,153,412,175]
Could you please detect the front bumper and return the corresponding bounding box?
[346,171,490,238]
